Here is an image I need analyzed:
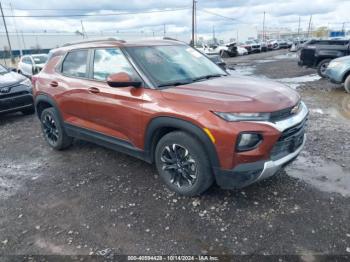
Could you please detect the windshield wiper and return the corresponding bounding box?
[158,80,193,88]
[192,74,226,82]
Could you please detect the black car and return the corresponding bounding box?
[298,39,350,77]
[0,64,34,115]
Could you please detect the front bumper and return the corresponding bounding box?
[214,135,305,189]
[0,92,34,114]
[214,101,309,189]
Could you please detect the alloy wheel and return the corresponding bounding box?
[160,144,197,188]
[42,114,59,146]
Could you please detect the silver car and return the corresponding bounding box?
[325,55,350,93]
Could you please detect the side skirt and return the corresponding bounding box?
[64,123,151,163]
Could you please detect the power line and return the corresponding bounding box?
[198,9,243,23]
[1,7,190,18]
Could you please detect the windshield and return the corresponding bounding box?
[32,55,48,64]
[126,45,226,87]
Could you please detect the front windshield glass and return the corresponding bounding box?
[32,55,48,64]
[126,45,226,87]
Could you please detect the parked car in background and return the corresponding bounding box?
[325,55,350,93]
[267,40,279,50]
[17,53,48,77]
[239,42,252,53]
[212,42,238,58]
[277,40,289,49]
[244,40,261,53]
[33,38,308,196]
[0,64,34,115]
[237,46,248,55]
[298,39,350,77]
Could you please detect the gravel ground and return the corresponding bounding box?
[0,50,349,258]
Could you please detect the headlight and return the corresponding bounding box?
[328,61,343,68]
[236,133,262,152]
[213,112,270,122]
[20,78,32,87]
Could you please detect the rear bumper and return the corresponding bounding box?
[214,135,306,189]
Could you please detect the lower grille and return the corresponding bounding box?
[0,94,33,112]
[270,119,307,160]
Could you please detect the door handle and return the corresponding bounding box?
[50,81,58,87]
[88,87,100,94]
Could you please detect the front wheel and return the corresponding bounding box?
[344,75,350,93]
[40,107,73,150]
[317,59,332,78]
[155,131,214,196]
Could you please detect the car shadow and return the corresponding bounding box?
[0,112,34,125]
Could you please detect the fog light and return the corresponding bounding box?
[236,133,262,152]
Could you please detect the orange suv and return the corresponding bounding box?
[33,38,308,196]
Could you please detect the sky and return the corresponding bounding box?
[1,0,350,41]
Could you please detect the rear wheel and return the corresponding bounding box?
[344,75,350,93]
[317,59,332,78]
[155,131,213,196]
[40,107,72,150]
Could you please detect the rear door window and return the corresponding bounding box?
[62,50,88,78]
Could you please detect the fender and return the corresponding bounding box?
[342,69,350,83]
[34,94,63,123]
[144,116,220,168]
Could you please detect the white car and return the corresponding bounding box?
[17,54,48,77]
[237,46,248,55]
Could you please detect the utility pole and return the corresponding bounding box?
[191,0,196,46]
[81,20,87,39]
[163,24,166,37]
[297,16,301,40]
[213,25,215,44]
[307,15,312,39]
[262,11,266,42]
[0,2,14,63]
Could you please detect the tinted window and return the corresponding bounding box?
[62,50,88,78]
[93,48,137,81]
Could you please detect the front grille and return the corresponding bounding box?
[270,118,307,160]
[0,90,29,99]
[270,105,296,122]
[300,48,315,66]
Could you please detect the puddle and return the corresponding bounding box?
[286,155,350,197]
[254,59,277,63]
[276,74,321,89]
[273,53,297,59]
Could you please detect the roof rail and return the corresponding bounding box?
[62,37,126,47]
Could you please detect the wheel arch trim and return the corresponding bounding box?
[144,116,220,168]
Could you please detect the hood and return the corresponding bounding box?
[333,55,350,63]
[0,71,26,88]
[161,75,300,113]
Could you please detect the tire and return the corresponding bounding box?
[155,131,214,196]
[21,107,35,115]
[40,107,72,150]
[344,75,350,93]
[317,59,332,78]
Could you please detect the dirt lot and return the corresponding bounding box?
[0,50,349,257]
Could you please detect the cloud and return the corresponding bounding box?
[3,0,350,42]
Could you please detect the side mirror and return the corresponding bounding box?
[107,72,142,88]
